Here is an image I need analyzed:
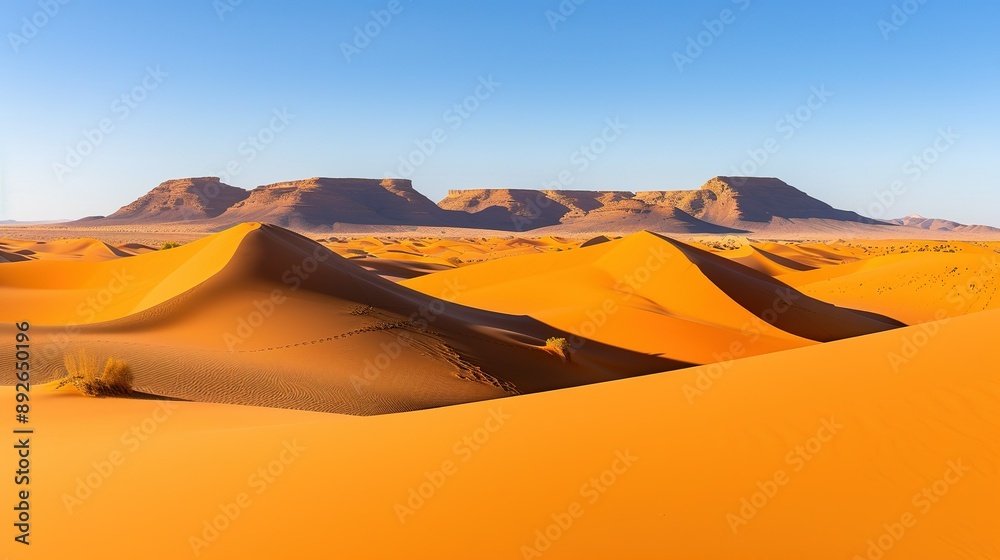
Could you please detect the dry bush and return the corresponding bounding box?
[545,337,571,362]
[62,349,99,388]
[56,350,134,397]
[100,357,134,395]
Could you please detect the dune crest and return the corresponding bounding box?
[403,230,903,364]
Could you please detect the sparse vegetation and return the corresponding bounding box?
[545,337,571,362]
[160,241,183,250]
[55,350,134,397]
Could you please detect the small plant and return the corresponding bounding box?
[545,337,571,362]
[160,241,182,250]
[55,350,134,397]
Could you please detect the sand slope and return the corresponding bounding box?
[779,247,1000,324]
[403,231,903,363]
[5,306,996,560]
[0,224,688,414]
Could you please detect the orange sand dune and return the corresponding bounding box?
[403,231,902,364]
[5,307,996,559]
[0,237,142,262]
[0,225,252,324]
[755,240,866,266]
[778,248,999,324]
[713,245,817,275]
[353,257,454,281]
[322,234,582,267]
[0,224,687,414]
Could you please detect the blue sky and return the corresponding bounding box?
[1,0,997,224]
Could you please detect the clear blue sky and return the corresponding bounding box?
[1,0,997,224]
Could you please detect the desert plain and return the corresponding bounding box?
[1,176,998,559]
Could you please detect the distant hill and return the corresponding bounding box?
[56,175,997,237]
[635,177,880,229]
[77,177,249,224]
[440,177,884,234]
[206,178,472,230]
[888,214,1000,235]
[437,188,742,233]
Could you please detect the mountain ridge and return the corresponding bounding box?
[63,175,997,236]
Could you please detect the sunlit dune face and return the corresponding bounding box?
[0,223,995,414]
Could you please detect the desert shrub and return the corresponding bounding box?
[100,357,134,395]
[56,350,134,397]
[63,349,99,387]
[545,337,570,362]
[160,241,182,250]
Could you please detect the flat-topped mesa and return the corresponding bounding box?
[77,175,920,234]
[440,189,584,229]
[212,177,461,230]
[438,188,571,229]
[438,189,645,230]
[637,176,880,227]
[437,188,743,233]
[102,177,248,223]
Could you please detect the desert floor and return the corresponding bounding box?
[1,224,997,559]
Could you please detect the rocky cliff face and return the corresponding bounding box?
[79,175,939,235]
[101,177,248,223]
[208,178,474,230]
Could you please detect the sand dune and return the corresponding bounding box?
[0,218,996,559]
[0,223,691,414]
[0,225,251,324]
[5,306,996,559]
[403,231,903,364]
[711,245,818,275]
[778,244,1000,325]
[320,235,584,270]
[0,237,145,262]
